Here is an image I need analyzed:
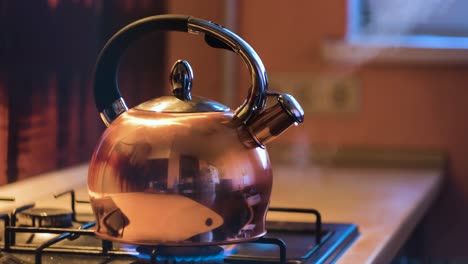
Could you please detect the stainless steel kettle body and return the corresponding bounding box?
[88,14,304,246]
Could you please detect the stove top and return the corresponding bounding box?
[0,191,359,264]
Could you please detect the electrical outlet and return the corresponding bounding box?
[268,73,360,114]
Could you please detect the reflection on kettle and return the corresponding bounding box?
[88,14,304,245]
[92,193,224,243]
[91,196,130,238]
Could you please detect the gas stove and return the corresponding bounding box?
[0,188,358,264]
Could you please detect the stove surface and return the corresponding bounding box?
[0,190,359,264]
[227,222,358,263]
[0,218,358,263]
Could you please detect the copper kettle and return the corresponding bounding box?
[88,14,304,245]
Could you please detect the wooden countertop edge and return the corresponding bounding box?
[369,171,444,263]
[269,144,446,170]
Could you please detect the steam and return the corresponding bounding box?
[308,0,461,167]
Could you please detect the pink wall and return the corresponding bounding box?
[168,0,468,258]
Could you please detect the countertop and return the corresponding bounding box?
[270,165,443,264]
[0,163,443,264]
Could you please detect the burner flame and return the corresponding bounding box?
[123,244,233,263]
[221,244,238,257]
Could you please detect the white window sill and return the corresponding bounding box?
[321,35,468,65]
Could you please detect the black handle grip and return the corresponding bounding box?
[204,34,234,52]
[93,14,189,112]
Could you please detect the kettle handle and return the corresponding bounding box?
[94,14,268,126]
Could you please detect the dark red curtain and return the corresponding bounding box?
[0,0,167,183]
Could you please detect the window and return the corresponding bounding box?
[323,0,468,64]
[348,0,468,48]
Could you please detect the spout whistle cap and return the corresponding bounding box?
[278,94,304,123]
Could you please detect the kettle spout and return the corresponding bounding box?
[242,94,304,148]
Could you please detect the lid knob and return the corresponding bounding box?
[170,60,193,101]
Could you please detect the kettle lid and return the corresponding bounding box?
[135,60,229,113]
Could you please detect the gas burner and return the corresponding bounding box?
[135,245,225,263]
[0,199,358,264]
[16,208,74,228]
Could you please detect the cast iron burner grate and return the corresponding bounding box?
[0,191,359,264]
